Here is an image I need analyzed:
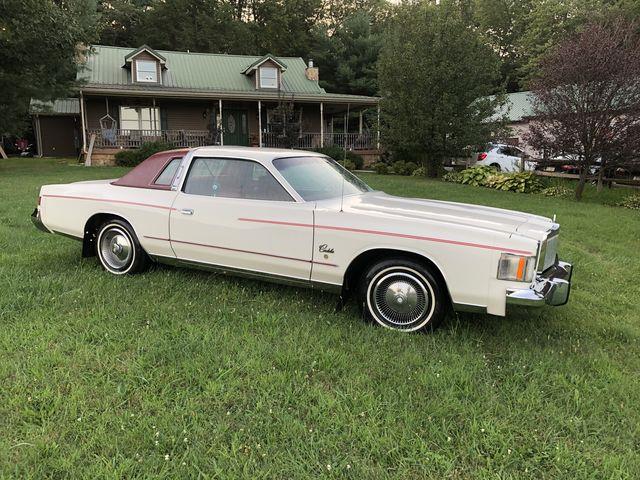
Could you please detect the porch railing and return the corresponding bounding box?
[87,129,377,151]
[262,132,376,150]
[87,129,219,149]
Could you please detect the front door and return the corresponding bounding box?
[169,156,314,282]
[223,109,249,146]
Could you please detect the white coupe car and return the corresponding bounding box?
[32,147,572,332]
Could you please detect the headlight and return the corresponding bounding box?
[497,253,537,282]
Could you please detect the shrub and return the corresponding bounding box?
[483,171,543,193]
[314,146,364,170]
[460,165,495,186]
[114,141,173,167]
[411,166,426,177]
[617,193,640,210]
[391,160,418,176]
[540,185,574,198]
[442,171,462,183]
[342,160,356,171]
[373,162,389,174]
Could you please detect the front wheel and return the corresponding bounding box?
[96,219,149,275]
[359,258,446,332]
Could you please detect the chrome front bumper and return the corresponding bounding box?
[506,261,573,307]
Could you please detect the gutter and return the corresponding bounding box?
[79,86,380,105]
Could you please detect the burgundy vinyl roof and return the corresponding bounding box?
[112,148,189,190]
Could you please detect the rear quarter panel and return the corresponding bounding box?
[39,181,177,258]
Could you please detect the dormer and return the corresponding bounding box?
[123,45,167,85]
[242,55,287,90]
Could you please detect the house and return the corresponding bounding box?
[492,91,536,156]
[33,45,381,165]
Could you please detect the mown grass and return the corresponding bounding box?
[1,158,639,479]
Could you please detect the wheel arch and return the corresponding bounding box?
[341,247,452,307]
[82,212,140,258]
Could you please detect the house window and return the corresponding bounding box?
[259,67,278,89]
[120,106,161,131]
[136,59,158,83]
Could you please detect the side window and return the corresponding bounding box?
[154,158,182,186]
[183,157,293,201]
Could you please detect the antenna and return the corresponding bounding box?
[340,103,350,213]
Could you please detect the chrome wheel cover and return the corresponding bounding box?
[367,267,435,331]
[99,226,133,272]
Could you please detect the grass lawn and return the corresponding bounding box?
[1,157,639,479]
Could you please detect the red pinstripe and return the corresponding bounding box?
[238,217,534,256]
[42,194,175,211]
[144,236,338,267]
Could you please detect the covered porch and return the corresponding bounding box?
[81,94,380,156]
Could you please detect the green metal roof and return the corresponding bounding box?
[494,91,535,122]
[80,45,324,96]
[29,98,80,115]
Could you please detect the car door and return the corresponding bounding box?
[499,146,521,172]
[169,156,314,282]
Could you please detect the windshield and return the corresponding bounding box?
[272,156,372,201]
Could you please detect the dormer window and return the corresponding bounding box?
[259,67,278,89]
[136,60,158,83]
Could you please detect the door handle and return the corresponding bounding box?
[180,208,194,215]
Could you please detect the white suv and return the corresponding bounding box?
[475,144,535,172]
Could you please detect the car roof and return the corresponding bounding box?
[188,146,322,162]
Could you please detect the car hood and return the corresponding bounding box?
[329,192,555,239]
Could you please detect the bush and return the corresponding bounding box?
[373,162,389,174]
[460,165,495,186]
[540,185,574,198]
[442,171,462,183]
[114,141,173,167]
[484,171,543,193]
[411,166,425,177]
[314,146,364,170]
[617,193,640,210]
[342,160,356,171]
[391,160,419,176]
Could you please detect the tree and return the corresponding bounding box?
[311,12,382,96]
[526,18,640,200]
[0,0,97,136]
[378,0,505,177]
[471,0,534,92]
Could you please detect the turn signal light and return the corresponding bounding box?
[497,254,536,282]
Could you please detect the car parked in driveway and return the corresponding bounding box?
[475,143,535,172]
[31,147,572,332]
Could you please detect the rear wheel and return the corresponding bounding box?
[490,163,501,171]
[359,258,446,332]
[96,219,149,275]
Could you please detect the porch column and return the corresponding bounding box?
[218,99,224,146]
[358,110,363,134]
[376,104,380,150]
[258,100,262,147]
[80,91,87,153]
[320,102,324,147]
